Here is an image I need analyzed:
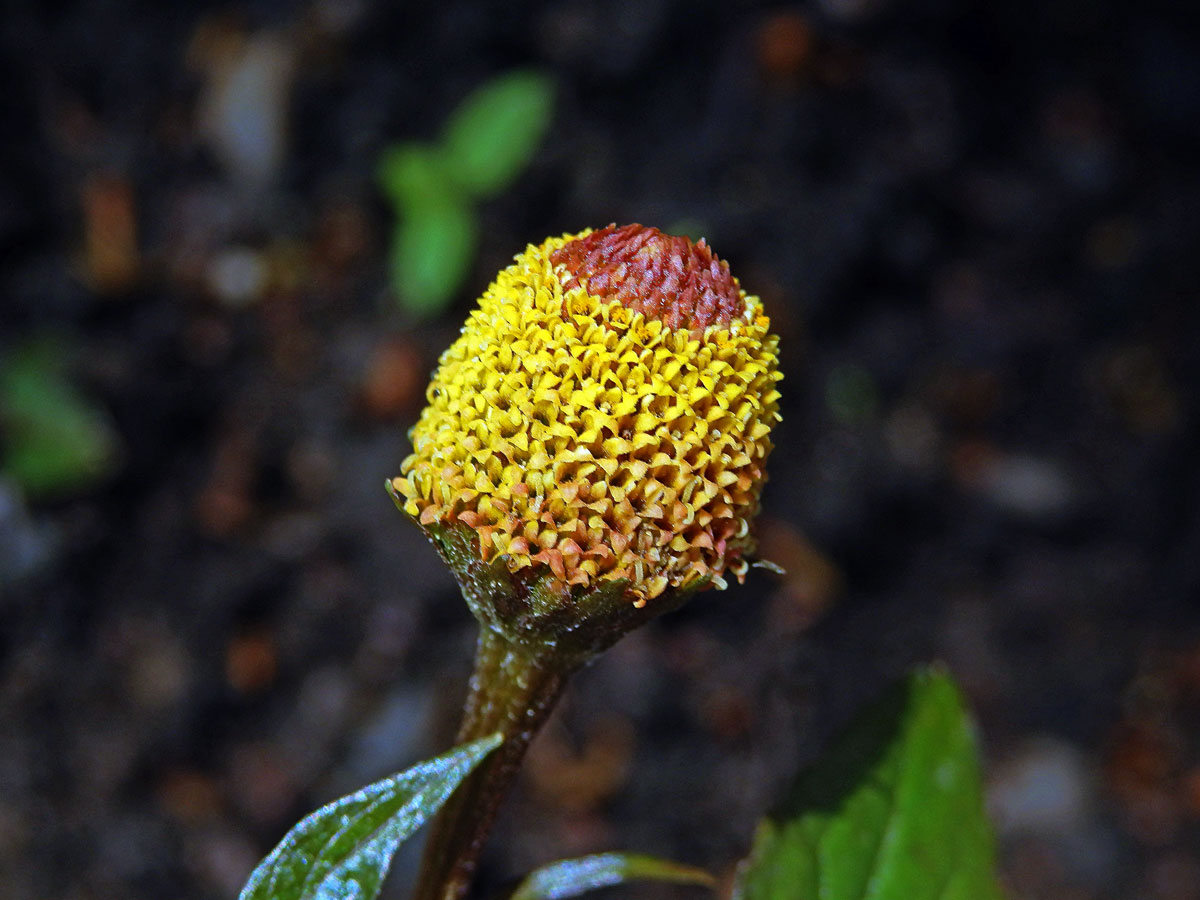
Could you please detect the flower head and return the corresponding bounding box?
[392,225,781,606]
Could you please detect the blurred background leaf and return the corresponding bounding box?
[387,191,477,320]
[376,71,554,318]
[440,70,555,199]
[0,339,120,499]
[733,668,1004,900]
[377,142,455,211]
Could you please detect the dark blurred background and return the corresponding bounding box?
[2,1,1199,898]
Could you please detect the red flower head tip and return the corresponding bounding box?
[551,224,746,331]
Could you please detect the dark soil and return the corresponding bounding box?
[2,2,1199,899]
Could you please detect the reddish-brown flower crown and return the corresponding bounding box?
[551,224,746,331]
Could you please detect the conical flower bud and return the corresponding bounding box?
[391,225,780,627]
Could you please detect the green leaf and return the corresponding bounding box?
[0,339,120,498]
[440,70,555,198]
[509,853,716,900]
[376,142,478,318]
[732,667,1004,900]
[239,734,502,900]
[389,191,478,320]
[377,142,455,211]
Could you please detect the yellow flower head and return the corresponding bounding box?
[392,225,781,604]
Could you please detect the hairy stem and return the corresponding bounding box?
[411,629,574,900]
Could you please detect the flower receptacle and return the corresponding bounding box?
[389,479,706,669]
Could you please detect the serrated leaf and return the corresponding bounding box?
[440,70,555,198]
[509,853,716,900]
[732,668,1004,900]
[0,339,119,498]
[389,191,477,319]
[239,734,502,900]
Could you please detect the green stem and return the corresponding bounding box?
[411,628,575,900]
[403,523,703,899]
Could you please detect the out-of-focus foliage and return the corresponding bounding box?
[0,339,119,498]
[377,71,555,319]
[733,668,1004,900]
[379,143,478,319]
[439,71,556,199]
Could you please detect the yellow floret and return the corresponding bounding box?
[393,231,782,601]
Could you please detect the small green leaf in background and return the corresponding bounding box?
[377,142,456,211]
[388,193,477,320]
[732,667,1004,900]
[377,143,477,319]
[509,852,716,900]
[0,339,120,498]
[376,71,554,318]
[440,70,555,198]
[239,734,502,900]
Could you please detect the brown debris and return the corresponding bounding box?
[524,715,635,814]
[757,12,812,80]
[194,428,257,537]
[82,174,140,294]
[225,631,278,694]
[360,339,426,420]
[1106,643,1200,845]
[755,516,841,631]
[158,769,224,824]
